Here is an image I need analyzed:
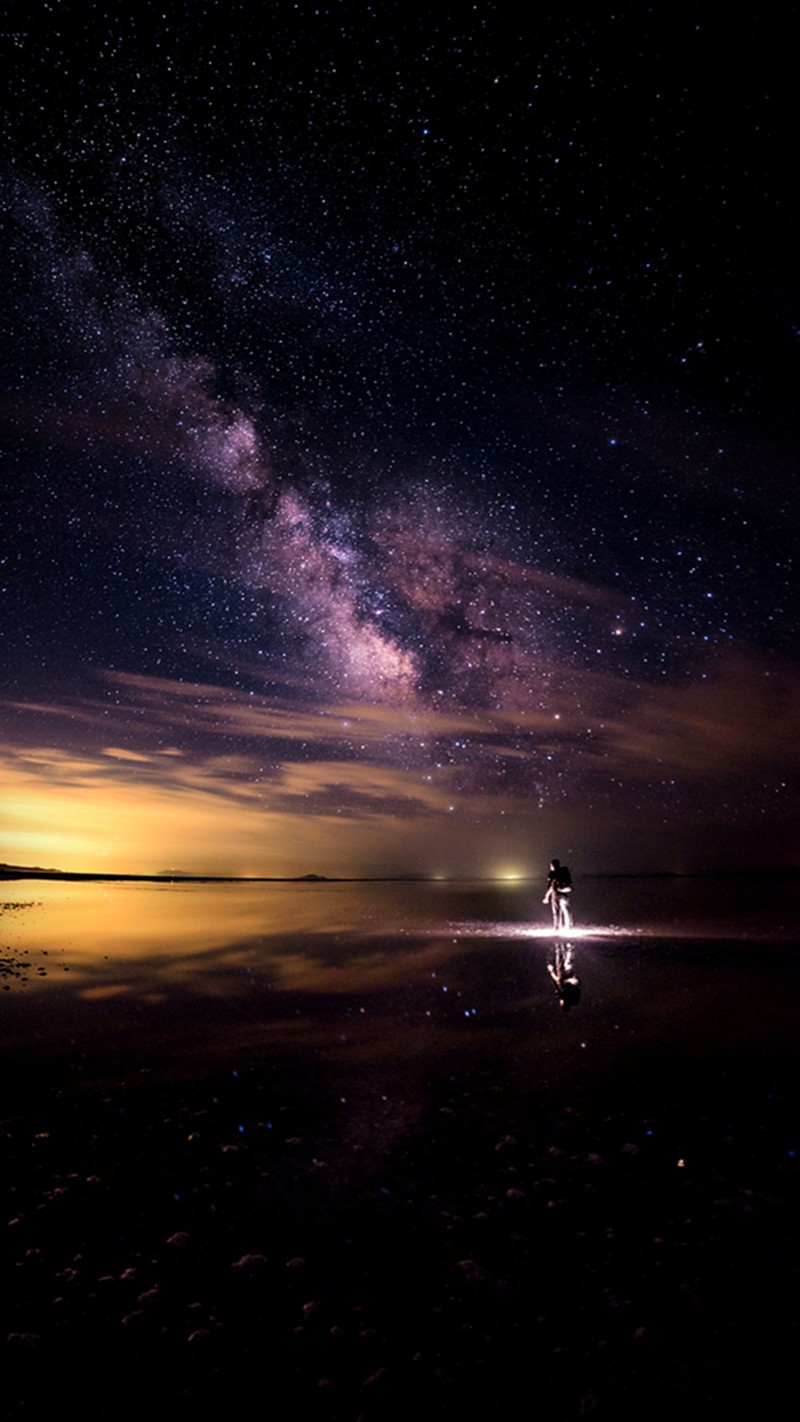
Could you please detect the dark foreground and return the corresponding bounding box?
[2,918,799,1420]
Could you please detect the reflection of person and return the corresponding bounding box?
[547,940,581,1011]
[543,857,573,931]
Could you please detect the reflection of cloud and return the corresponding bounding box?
[8,881,467,1000]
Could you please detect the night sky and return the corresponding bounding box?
[2,2,798,877]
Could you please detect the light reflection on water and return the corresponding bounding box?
[4,873,797,989]
[2,876,798,1087]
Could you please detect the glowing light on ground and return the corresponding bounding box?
[444,922,644,940]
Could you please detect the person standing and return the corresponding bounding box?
[543,857,573,931]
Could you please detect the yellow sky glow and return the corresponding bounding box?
[3,647,799,876]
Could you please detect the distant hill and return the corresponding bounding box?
[0,863,236,883]
[0,863,433,884]
[0,862,61,878]
[1,864,343,884]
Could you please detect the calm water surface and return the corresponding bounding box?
[2,875,798,1088]
[3,876,799,1422]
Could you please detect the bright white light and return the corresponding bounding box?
[438,923,641,941]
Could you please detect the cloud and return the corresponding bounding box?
[3,645,798,876]
[575,653,800,782]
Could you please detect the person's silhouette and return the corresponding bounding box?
[543,857,573,931]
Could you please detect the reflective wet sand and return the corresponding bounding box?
[2,879,799,1419]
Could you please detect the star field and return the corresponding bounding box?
[1,2,798,875]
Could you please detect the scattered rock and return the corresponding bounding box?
[231,1253,269,1274]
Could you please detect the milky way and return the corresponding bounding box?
[2,4,798,874]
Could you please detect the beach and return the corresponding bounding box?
[2,878,798,1419]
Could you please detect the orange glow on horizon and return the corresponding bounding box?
[1,739,513,878]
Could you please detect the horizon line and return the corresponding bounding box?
[2,864,798,885]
